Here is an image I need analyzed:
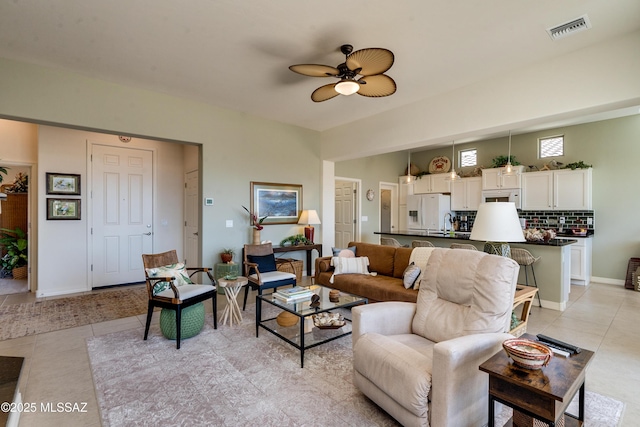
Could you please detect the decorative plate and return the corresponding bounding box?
[366,189,375,201]
[428,156,451,174]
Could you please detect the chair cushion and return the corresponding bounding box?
[146,263,194,295]
[354,333,432,418]
[247,254,277,272]
[249,270,296,283]
[155,284,214,300]
[402,263,421,289]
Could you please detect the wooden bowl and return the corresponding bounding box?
[503,338,552,370]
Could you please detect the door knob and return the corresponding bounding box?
[193,232,199,236]
[143,232,152,236]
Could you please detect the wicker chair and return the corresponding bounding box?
[450,243,478,251]
[411,240,435,248]
[380,237,407,247]
[242,242,297,310]
[510,248,542,306]
[142,250,217,349]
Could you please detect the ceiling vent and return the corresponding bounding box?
[547,14,592,40]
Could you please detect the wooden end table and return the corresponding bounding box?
[479,333,594,427]
[218,276,248,326]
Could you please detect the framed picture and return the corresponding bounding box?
[250,182,302,225]
[46,173,81,195]
[47,198,81,220]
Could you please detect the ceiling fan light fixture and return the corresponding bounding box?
[334,79,360,96]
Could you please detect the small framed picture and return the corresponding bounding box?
[47,198,81,220]
[46,173,81,195]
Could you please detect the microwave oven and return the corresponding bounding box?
[481,189,521,209]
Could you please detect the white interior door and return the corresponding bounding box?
[379,182,398,233]
[91,144,153,287]
[184,170,199,268]
[335,180,356,248]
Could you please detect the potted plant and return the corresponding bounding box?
[5,172,28,193]
[280,234,311,247]
[0,227,28,279]
[491,155,521,168]
[220,248,234,263]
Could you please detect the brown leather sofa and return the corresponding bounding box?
[314,241,418,302]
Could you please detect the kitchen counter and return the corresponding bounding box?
[375,230,575,311]
[374,230,577,246]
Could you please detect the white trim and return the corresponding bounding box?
[540,299,567,312]
[591,276,625,286]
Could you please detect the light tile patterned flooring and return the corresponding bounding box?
[0,280,639,426]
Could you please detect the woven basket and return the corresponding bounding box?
[513,410,564,427]
[633,267,640,292]
[12,266,27,280]
[276,258,303,282]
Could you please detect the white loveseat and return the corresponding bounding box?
[352,248,519,427]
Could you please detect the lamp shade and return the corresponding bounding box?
[298,209,321,225]
[470,203,525,243]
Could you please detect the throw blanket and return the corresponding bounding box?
[409,247,435,289]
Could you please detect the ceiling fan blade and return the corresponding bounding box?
[289,64,339,77]
[357,74,397,97]
[346,48,394,76]
[311,83,340,102]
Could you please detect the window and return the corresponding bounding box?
[539,135,564,158]
[459,149,477,167]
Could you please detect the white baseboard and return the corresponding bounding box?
[36,287,90,298]
[540,299,567,312]
[591,277,625,286]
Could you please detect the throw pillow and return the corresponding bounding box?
[332,246,357,257]
[402,262,421,289]
[146,263,194,296]
[246,254,277,273]
[330,256,370,283]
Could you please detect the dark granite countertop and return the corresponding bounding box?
[375,230,578,246]
[0,356,24,426]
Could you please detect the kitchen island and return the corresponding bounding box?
[375,230,577,311]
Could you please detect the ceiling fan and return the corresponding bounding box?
[289,44,396,102]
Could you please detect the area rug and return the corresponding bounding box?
[87,307,625,427]
[0,286,148,341]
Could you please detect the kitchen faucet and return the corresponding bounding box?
[443,212,452,234]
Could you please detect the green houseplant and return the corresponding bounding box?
[491,155,521,168]
[280,234,311,247]
[0,227,28,279]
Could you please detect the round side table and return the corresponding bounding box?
[218,276,249,326]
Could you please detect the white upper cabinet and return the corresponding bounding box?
[481,165,525,190]
[522,168,592,211]
[413,173,451,194]
[451,177,482,211]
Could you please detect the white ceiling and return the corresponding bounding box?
[0,0,639,133]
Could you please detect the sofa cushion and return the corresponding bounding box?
[393,247,413,279]
[412,249,518,343]
[348,242,396,276]
[320,272,417,302]
[354,333,432,418]
[402,263,421,289]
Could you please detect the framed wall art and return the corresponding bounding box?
[47,198,81,220]
[46,173,81,195]
[250,182,302,225]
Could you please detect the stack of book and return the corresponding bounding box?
[273,286,314,303]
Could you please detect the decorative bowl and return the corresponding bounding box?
[571,228,588,236]
[312,312,345,329]
[502,338,552,370]
[276,311,299,327]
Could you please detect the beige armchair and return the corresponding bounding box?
[352,248,518,427]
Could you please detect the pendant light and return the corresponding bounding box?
[503,130,515,176]
[406,151,412,183]
[446,140,461,181]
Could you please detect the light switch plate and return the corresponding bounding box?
[204,198,214,206]
[225,220,233,228]
[587,217,593,225]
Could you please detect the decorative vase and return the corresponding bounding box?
[252,229,261,244]
[220,253,233,263]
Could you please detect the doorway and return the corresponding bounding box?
[379,182,398,234]
[184,169,200,268]
[334,179,358,248]
[90,144,154,287]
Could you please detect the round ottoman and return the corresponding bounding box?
[160,302,205,340]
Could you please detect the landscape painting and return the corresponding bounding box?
[250,182,302,225]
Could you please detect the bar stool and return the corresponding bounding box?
[412,240,435,248]
[510,248,542,307]
[450,243,478,251]
[380,237,407,247]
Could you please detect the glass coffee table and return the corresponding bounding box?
[256,285,367,368]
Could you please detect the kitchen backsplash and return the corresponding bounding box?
[456,210,595,233]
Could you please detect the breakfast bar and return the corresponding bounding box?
[375,231,576,311]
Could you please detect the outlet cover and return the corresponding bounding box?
[225,220,233,228]
[559,217,565,224]
[587,217,593,225]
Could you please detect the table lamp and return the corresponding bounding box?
[298,209,321,243]
[470,202,524,257]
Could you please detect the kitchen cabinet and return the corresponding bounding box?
[451,177,482,211]
[556,236,592,286]
[481,165,525,190]
[398,176,415,231]
[521,168,592,211]
[413,173,450,194]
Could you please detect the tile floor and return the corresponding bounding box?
[0,280,638,426]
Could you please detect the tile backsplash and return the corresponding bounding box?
[456,210,595,232]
